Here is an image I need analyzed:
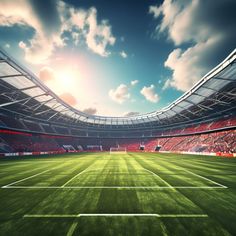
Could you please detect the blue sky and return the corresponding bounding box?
[0,0,235,116]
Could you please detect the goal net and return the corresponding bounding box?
[110,147,127,154]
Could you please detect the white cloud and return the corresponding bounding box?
[164,38,219,91]
[120,50,127,58]
[140,85,159,103]
[162,78,171,90]
[83,107,97,115]
[149,0,236,91]
[131,80,139,86]
[0,0,116,64]
[123,111,140,117]
[60,92,77,106]
[5,43,10,48]
[39,66,56,82]
[109,84,130,104]
[0,0,64,64]
[84,7,116,57]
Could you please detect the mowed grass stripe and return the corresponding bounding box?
[23,213,208,218]
[1,152,236,236]
[2,154,101,188]
[136,153,227,187]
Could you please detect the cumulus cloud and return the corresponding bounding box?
[140,85,159,103]
[162,78,171,90]
[131,80,139,86]
[123,111,140,117]
[120,50,127,58]
[59,92,77,106]
[109,84,130,104]
[149,0,236,91]
[84,7,116,57]
[83,107,97,115]
[39,66,56,82]
[0,0,116,64]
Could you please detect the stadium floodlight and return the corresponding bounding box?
[110,147,127,154]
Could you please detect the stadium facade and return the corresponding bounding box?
[0,48,235,156]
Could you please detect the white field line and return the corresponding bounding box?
[2,166,227,190]
[23,213,208,218]
[1,160,80,188]
[183,169,227,188]
[61,168,151,187]
[66,213,80,236]
[184,159,235,167]
[1,167,57,188]
[61,169,88,187]
[143,168,174,189]
[67,221,79,236]
[2,185,226,189]
[0,161,66,166]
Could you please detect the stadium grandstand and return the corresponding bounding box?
[1,0,236,234]
[0,48,235,157]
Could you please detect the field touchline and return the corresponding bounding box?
[61,168,89,187]
[183,169,228,188]
[2,185,227,189]
[1,162,70,188]
[143,168,174,189]
[2,168,54,188]
[23,213,208,218]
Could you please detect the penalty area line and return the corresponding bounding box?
[61,169,88,187]
[183,169,228,188]
[143,168,174,189]
[2,185,227,189]
[2,168,54,188]
[23,213,208,218]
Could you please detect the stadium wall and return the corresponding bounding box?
[0,127,235,157]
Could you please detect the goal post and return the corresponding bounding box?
[110,147,127,154]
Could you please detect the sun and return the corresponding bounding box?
[55,68,80,91]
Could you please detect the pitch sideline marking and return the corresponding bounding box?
[62,167,166,188]
[183,169,227,188]
[2,168,55,188]
[66,213,80,236]
[23,213,208,218]
[142,168,174,189]
[61,169,89,187]
[1,165,228,189]
[78,167,174,188]
[1,160,80,188]
[2,185,226,189]
[67,221,78,236]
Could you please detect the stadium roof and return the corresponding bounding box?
[0,48,235,129]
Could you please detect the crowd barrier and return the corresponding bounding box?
[1,150,235,157]
[159,151,236,157]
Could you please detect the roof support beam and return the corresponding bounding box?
[185,99,212,111]
[0,85,38,96]
[47,107,70,121]
[0,93,44,108]
[192,92,230,105]
[33,98,55,111]
[201,85,219,92]
[21,94,45,106]
[35,104,62,116]
[0,74,27,79]
[213,76,236,82]
[0,97,29,107]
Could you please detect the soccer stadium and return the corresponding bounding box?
[0,1,236,236]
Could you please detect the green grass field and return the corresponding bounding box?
[0,152,236,236]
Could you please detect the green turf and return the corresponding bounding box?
[0,152,236,236]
